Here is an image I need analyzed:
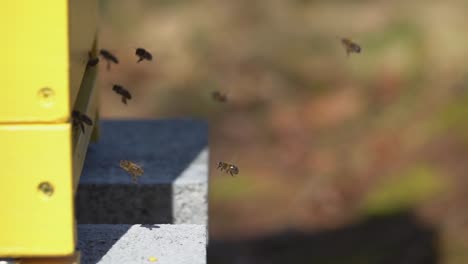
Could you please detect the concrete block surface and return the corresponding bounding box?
[76,119,208,224]
[78,224,207,264]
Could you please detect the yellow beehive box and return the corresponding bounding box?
[0,0,98,122]
[0,0,98,258]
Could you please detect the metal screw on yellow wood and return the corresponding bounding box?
[37,88,55,107]
[38,182,54,197]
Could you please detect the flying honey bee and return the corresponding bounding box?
[112,85,132,105]
[136,48,153,63]
[119,160,144,184]
[211,91,228,103]
[217,162,239,177]
[72,110,93,134]
[87,51,99,67]
[339,37,362,56]
[99,49,119,70]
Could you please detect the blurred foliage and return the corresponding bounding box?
[361,165,446,216]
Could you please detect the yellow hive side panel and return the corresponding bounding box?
[0,124,74,257]
[0,1,69,123]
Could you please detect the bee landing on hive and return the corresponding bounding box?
[72,110,93,134]
[87,51,99,67]
[119,160,144,184]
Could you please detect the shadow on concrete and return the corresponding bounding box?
[208,210,439,264]
[140,224,160,230]
[77,225,131,264]
[76,119,207,224]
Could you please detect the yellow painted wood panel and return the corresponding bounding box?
[0,1,69,123]
[0,0,98,123]
[0,124,75,256]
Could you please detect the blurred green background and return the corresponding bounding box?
[98,0,468,263]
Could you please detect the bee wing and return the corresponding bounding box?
[123,90,132,99]
[111,56,119,64]
[353,43,362,53]
[146,52,153,60]
[81,114,93,126]
[112,85,122,93]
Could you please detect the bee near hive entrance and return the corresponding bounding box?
[135,48,153,63]
[112,84,132,105]
[71,110,93,134]
[119,160,144,184]
[99,49,119,70]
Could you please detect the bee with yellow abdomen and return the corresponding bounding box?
[119,160,144,184]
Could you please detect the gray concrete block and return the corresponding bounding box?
[173,149,208,225]
[76,119,208,225]
[78,224,207,264]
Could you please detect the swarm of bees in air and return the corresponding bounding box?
[99,49,119,70]
[95,36,363,182]
[211,91,228,103]
[339,37,362,56]
[217,162,239,177]
[136,48,153,63]
[72,110,93,134]
[119,160,144,184]
[112,85,132,105]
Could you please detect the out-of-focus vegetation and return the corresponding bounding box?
[98,0,468,262]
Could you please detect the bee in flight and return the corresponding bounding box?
[211,91,228,103]
[339,37,362,56]
[112,85,132,105]
[136,48,153,63]
[87,51,99,67]
[71,110,93,134]
[217,162,239,177]
[119,160,144,184]
[99,49,119,70]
